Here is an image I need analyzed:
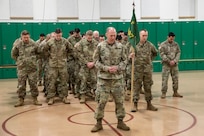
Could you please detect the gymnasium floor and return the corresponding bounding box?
[0,71,204,136]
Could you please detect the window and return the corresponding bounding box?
[179,0,195,19]
[141,0,160,19]
[57,0,78,19]
[100,0,120,19]
[9,0,33,19]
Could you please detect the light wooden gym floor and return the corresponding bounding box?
[0,71,204,136]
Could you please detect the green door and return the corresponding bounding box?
[194,21,204,59]
[157,22,169,47]
[32,23,48,41]
[90,22,105,35]
[0,69,2,79]
[196,61,204,70]
[156,22,169,60]
[117,22,129,33]
[0,23,2,65]
[0,20,1,79]
[1,23,18,65]
[61,23,76,38]
[137,22,143,31]
[47,22,62,34]
[181,21,194,59]
[75,22,90,35]
[2,68,17,79]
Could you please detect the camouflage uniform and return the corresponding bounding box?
[159,39,181,96]
[121,40,132,90]
[43,37,73,102]
[66,53,76,93]
[13,38,22,47]
[93,40,127,120]
[67,35,82,96]
[133,41,157,102]
[75,38,98,102]
[11,39,40,100]
[13,38,22,88]
[36,39,44,86]
[119,40,131,100]
[125,42,133,91]
[39,39,50,96]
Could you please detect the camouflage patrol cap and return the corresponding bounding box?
[69,30,74,35]
[74,28,80,33]
[168,32,175,37]
[40,33,45,37]
[86,30,93,36]
[55,28,62,34]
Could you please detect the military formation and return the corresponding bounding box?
[11,26,183,132]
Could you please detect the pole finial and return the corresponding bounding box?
[132,2,135,9]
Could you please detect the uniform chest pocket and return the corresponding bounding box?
[114,47,122,56]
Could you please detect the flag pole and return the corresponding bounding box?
[130,2,135,111]
[130,46,135,111]
[128,1,139,112]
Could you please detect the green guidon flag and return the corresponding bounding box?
[128,7,140,49]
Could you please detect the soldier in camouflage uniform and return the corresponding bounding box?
[99,35,105,42]
[13,37,22,88]
[75,30,98,103]
[121,32,132,100]
[67,28,82,98]
[122,32,145,96]
[43,28,73,105]
[91,27,130,132]
[107,34,123,102]
[11,30,42,107]
[130,29,158,112]
[39,33,54,96]
[93,30,100,42]
[159,32,183,99]
[36,33,45,86]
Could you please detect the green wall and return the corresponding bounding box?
[0,21,204,78]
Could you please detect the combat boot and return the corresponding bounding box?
[80,94,86,104]
[14,98,24,107]
[48,98,54,105]
[62,97,70,104]
[147,101,158,111]
[131,102,138,112]
[33,97,42,106]
[161,92,166,99]
[173,91,183,98]
[91,119,103,132]
[117,119,130,131]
